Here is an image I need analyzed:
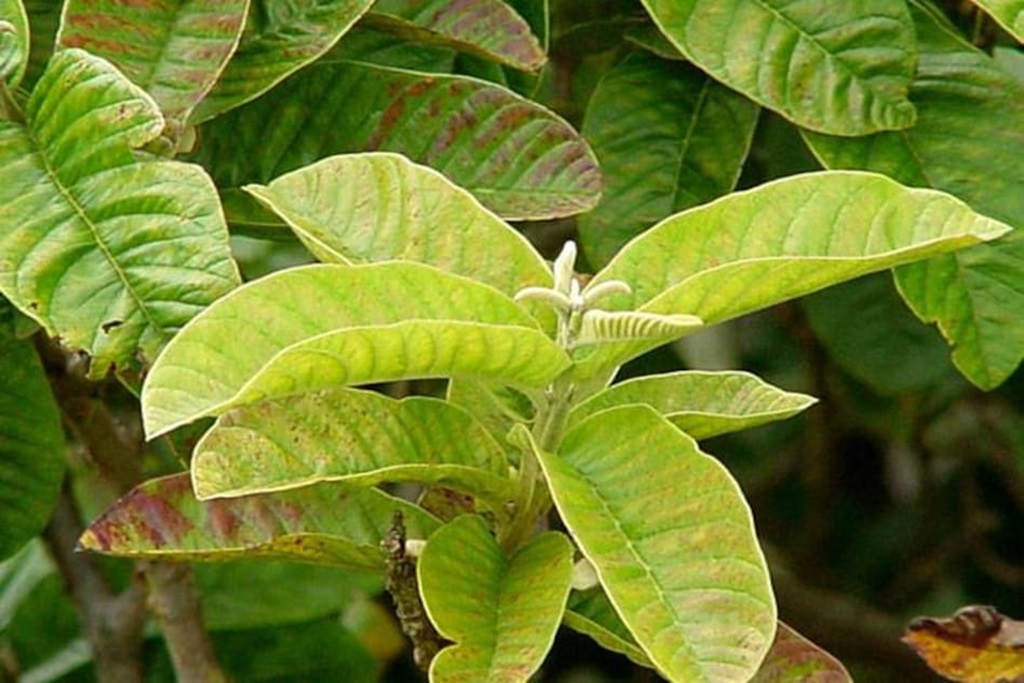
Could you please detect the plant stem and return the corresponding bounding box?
[501,374,574,552]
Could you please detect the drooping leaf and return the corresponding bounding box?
[79,473,439,571]
[0,334,64,561]
[56,0,248,124]
[903,605,1024,683]
[190,60,601,220]
[802,274,961,395]
[244,153,552,299]
[576,171,1012,380]
[142,262,570,437]
[190,0,374,123]
[803,7,1024,389]
[578,50,759,267]
[752,622,852,682]
[418,515,573,683]
[190,387,515,508]
[365,0,545,71]
[538,405,776,682]
[638,0,917,135]
[0,0,28,89]
[972,0,1024,41]
[569,370,817,439]
[563,588,652,668]
[0,49,240,376]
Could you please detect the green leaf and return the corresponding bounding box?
[638,0,917,135]
[195,560,380,632]
[563,588,652,668]
[142,262,570,437]
[575,310,703,349]
[751,622,852,682]
[190,60,601,220]
[0,541,54,632]
[418,515,573,683]
[803,7,1024,389]
[0,333,64,561]
[0,49,240,376]
[0,0,29,89]
[365,0,545,71]
[802,274,960,395]
[21,0,58,89]
[56,0,248,123]
[79,473,439,571]
[538,405,775,681]
[244,153,552,299]
[972,0,1024,41]
[577,171,1012,380]
[578,51,759,267]
[190,0,374,123]
[190,387,515,507]
[569,370,817,439]
[446,379,534,448]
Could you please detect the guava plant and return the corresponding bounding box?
[2,0,1022,681]
[76,152,1008,682]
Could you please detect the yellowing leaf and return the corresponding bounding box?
[903,605,1024,682]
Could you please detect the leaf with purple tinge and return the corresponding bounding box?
[191,0,374,123]
[191,60,601,220]
[79,473,440,571]
[365,0,544,72]
[752,622,852,682]
[57,0,248,124]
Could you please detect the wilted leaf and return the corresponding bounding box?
[0,49,240,376]
[0,0,28,89]
[903,605,1024,683]
[191,60,601,220]
[803,7,1024,389]
[79,473,439,571]
[418,515,573,683]
[57,0,248,123]
[365,0,544,71]
[190,387,515,509]
[972,0,1024,41]
[538,405,776,682]
[142,262,570,437]
[579,50,759,267]
[576,171,1012,380]
[244,153,552,300]
[639,0,917,134]
[191,0,374,123]
[0,333,64,561]
[752,622,852,682]
[569,370,817,439]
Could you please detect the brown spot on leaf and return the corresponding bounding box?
[904,605,1024,682]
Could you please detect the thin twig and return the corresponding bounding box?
[43,484,147,683]
[39,336,226,681]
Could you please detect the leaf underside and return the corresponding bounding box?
[539,405,776,682]
[79,473,439,571]
[418,515,574,683]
